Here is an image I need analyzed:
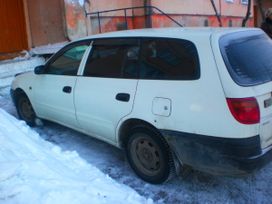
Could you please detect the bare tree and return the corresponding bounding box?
[256,0,265,21]
[242,0,252,27]
[210,0,222,27]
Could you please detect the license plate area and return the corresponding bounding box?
[264,96,272,108]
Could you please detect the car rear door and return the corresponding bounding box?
[33,41,90,128]
[74,38,139,143]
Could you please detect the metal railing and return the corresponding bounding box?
[85,6,183,33]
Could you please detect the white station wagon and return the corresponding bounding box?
[11,27,272,184]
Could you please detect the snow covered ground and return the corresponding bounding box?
[0,59,152,204]
[0,109,152,204]
[0,57,45,94]
[1,57,272,204]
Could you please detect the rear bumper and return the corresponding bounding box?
[160,130,272,175]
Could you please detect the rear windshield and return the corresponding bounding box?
[220,31,272,86]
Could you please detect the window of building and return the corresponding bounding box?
[241,0,248,5]
[225,0,234,3]
[84,39,139,79]
[139,38,200,80]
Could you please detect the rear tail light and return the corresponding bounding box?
[226,97,260,125]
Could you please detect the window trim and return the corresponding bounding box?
[83,38,141,79]
[81,37,201,81]
[44,40,92,76]
[138,37,200,80]
[219,30,270,87]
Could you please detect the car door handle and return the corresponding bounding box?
[116,93,130,102]
[63,86,72,93]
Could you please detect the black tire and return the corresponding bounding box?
[16,94,36,127]
[126,126,175,184]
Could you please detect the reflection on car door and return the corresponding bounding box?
[74,38,139,143]
[34,41,90,128]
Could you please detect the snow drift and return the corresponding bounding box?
[0,57,44,90]
[0,109,152,204]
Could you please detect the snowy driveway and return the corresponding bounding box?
[0,108,150,204]
[1,88,272,204]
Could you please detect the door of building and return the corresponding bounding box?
[0,0,28,55]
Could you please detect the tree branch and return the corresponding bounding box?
[242,0,252,27]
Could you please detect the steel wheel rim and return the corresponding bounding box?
[130,134,163,176]
[19,98,34,121]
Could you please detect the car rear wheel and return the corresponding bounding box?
[126,126,175,184]
[16,94,36,126]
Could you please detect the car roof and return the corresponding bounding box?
[74,27,261,42]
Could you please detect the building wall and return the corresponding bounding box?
[152,0,253,17]
[255,0,272,26]
[0,0,28,55]
[63,0,255,38]
[220,1,254,26]
[152,0,253,27]
[26,0,67,47]
[28,0,255,44]
[261,0,272,13]
[90,0,143,12]
[152,0,217,15]
[64,0,88,40]
[221,0,252,17]
[64,0,145,39]
[0,0,258,57]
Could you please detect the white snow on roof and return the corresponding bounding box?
[0,57,44,93]
[30,42,67,55]
[0,109,152,204]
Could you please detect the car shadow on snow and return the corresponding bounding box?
[33,121,272,204]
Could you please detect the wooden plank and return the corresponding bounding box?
[0,0,28,53]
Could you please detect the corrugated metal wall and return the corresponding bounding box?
[0,0,28,53]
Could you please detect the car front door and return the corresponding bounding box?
[33,41,90,128]
[74,38,139,143]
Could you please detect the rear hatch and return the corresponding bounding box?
[219,30,272,149]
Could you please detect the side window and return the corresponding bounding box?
[140,38,200,80]
[84,39,139,79]
[46,42,89,76]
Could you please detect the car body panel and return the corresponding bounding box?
[11,27,272,176]
[118,34,258,140]
[74,77,138,143]
[11,72,36,105]
[33,74,79,128]
[211,29,272,149]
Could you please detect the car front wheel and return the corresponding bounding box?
[16,94,36,126]
[126,126,175,184]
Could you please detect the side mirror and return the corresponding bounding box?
[34,65,45,75]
